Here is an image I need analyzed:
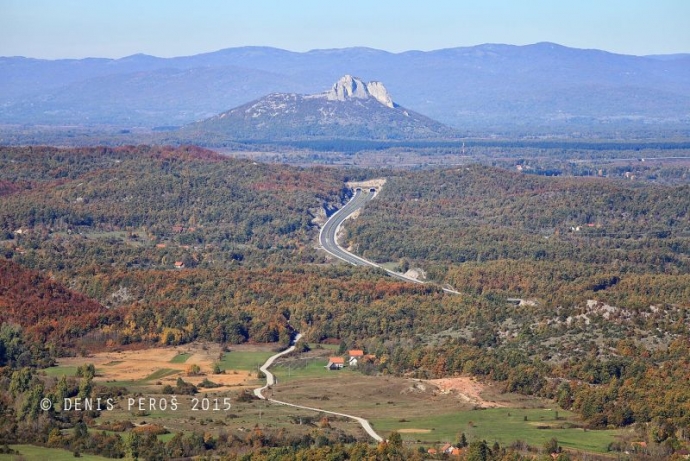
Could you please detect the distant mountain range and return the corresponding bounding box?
[181,75,457,141]
[1,43,689,133]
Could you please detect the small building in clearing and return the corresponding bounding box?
[348,349,364,358]
[325,357,344,370]
[348,350,365,367]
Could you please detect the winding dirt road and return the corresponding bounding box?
[253,334,383,442]
[251,185,467,444]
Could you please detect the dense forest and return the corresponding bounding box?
[342,164,690,450]
[0,259,108,347]
[0,145,357,270]
[348,165,689,290]
[1,145,689,458]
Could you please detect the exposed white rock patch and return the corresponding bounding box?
[324,75,395,108]
[364,81,394,108]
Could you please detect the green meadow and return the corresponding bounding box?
[0,445,111,461]
[169,352,192,364]
[217,350,275,373]
[373,407,621,453]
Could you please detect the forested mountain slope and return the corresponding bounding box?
[0,258,107,345]
[0,145,349,271]
[340,165,690,434]
[347,165,690,305]
[1,147,689,449]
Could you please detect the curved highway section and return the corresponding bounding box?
[319,190,460,293]
[249,189,459,444]
[319,190,381,268]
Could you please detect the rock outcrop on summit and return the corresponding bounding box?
[323,75,395,108]
[182,75,457,142]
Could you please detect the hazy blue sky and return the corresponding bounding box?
[1,0,688,59]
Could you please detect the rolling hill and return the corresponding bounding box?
[181,75,458,141]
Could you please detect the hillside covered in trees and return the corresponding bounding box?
[342,165,690,443]
[0,145,352,270]
[1,145,689,458]
[0,259,108,346]
[347,165,690,304]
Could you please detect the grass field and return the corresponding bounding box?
[92,393,373,442]
[100,368,180,388]
[157,433,177,443]
[379,262,399,271]
[217,349,275,373]
[42,365,80,378]
[142,368,179,382]
[80,230,149,246]
[40,343,623,455]
[0,445,111,461]
[373,408,621,453]
[272,364,622,454]
[52,342,274,393]
[270,345,354,383]
[169,352,192,364]
[271,356,335,382]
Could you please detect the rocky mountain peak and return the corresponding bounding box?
[325,75,394,108]
[188,72,456,141]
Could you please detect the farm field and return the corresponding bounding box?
[94,393,369,441]
[39,343,377,443]
[373,408,622,453]
[47,342,276,391]
[0,445,111,460]
[5,342,628,457]
[271,355,623,454]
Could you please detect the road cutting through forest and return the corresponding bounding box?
[253,187,463,443]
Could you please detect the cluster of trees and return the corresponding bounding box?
[438,260,690,309]
[221,437,543,461]
[65,265,448,350]
[378,334,690,433]
[1,241,452,351]
[0,322,55,369]
[505,159,690,185]
[9,253,679,449]
[0,259,109,345]
[336,164,690,451]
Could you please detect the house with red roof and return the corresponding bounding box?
[325,357,344,370]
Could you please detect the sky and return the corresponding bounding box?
[1,0,689,59]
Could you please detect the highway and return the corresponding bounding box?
[319,190,460,293]
[319,190,379,267]
[249,188,462,444]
